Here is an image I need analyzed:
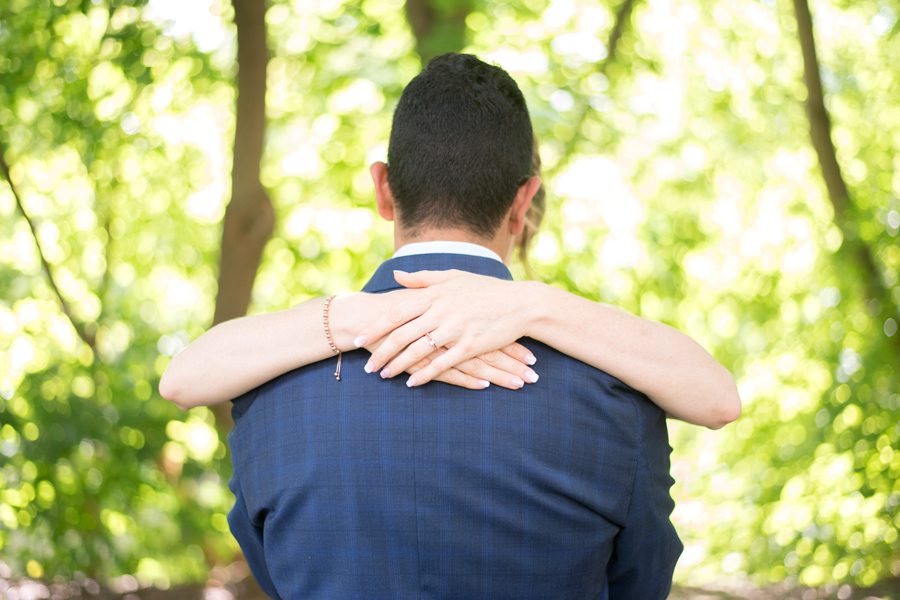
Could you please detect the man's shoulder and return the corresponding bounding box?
[230,338,662,427]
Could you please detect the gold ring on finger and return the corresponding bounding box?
[424,331,439,351]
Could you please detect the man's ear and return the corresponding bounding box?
[370,161,396,222]
[508,175,542,236]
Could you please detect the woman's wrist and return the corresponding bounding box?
[517,280,553,339]
[317,292,367,352]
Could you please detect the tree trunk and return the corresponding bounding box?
[207,2,273,593]
[791,0,899,354]
[405,0,473,63]
[210,0,275,429]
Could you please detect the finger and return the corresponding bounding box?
[354,293,430,349]
[404,352,488,390]
[501,342,537,366]
[461,351,539,389]
[406,343,475,387]
[379,335,438,379]
[393,269,462,289]
[433,368,491,390]
[366,318,441,374]
[403,351,436,372]
[480,351,539,386]
[455,357,526,390]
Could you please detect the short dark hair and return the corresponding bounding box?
[387,53,534,238]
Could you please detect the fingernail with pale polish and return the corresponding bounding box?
[380,368,391,379]
[406,376,417,387]
[511,377,525,388]
[480,380,490,388]
[525,354,537,365]
[354,336,367,348]
[524,369,539,383]
[364,360,374,373]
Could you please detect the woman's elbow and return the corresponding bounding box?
[707,375,742,429]
[159,371,191,410]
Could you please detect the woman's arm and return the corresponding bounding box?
[523,281,741,428]
[159,297,337,409]
[158,291,537,410]
[358,270,742,430]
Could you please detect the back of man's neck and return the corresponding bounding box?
[395,228,507,262]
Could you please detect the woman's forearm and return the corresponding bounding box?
[158,288,531,409]
[159,297,337,409]
[159,294,378,409]
[520,281,741,429]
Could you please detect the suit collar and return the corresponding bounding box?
[393,240,503,263]
[362,254,514,293]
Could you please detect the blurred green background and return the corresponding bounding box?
[0,0,897,596]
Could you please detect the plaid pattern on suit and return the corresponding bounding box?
[227,253,682,599]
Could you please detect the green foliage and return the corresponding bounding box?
[0,0,233,584]
[0,0,897,589]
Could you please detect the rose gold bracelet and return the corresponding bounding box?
[323,294,342,381]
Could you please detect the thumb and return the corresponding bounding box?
[393,269,458,289]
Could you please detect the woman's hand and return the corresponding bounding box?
[366,336,536,390]
[353,270,537,387]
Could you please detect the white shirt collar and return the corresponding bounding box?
[392,240,503,263]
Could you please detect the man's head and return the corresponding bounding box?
[371,53,542,260]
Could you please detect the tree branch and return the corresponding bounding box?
[0,142,97,352]
[554,0,639,174]
[792,0,848,218]
[98,208,112,319]
[792,0,899,351]
[605,0,638,67]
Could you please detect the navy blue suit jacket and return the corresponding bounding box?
[227,253,682,599]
